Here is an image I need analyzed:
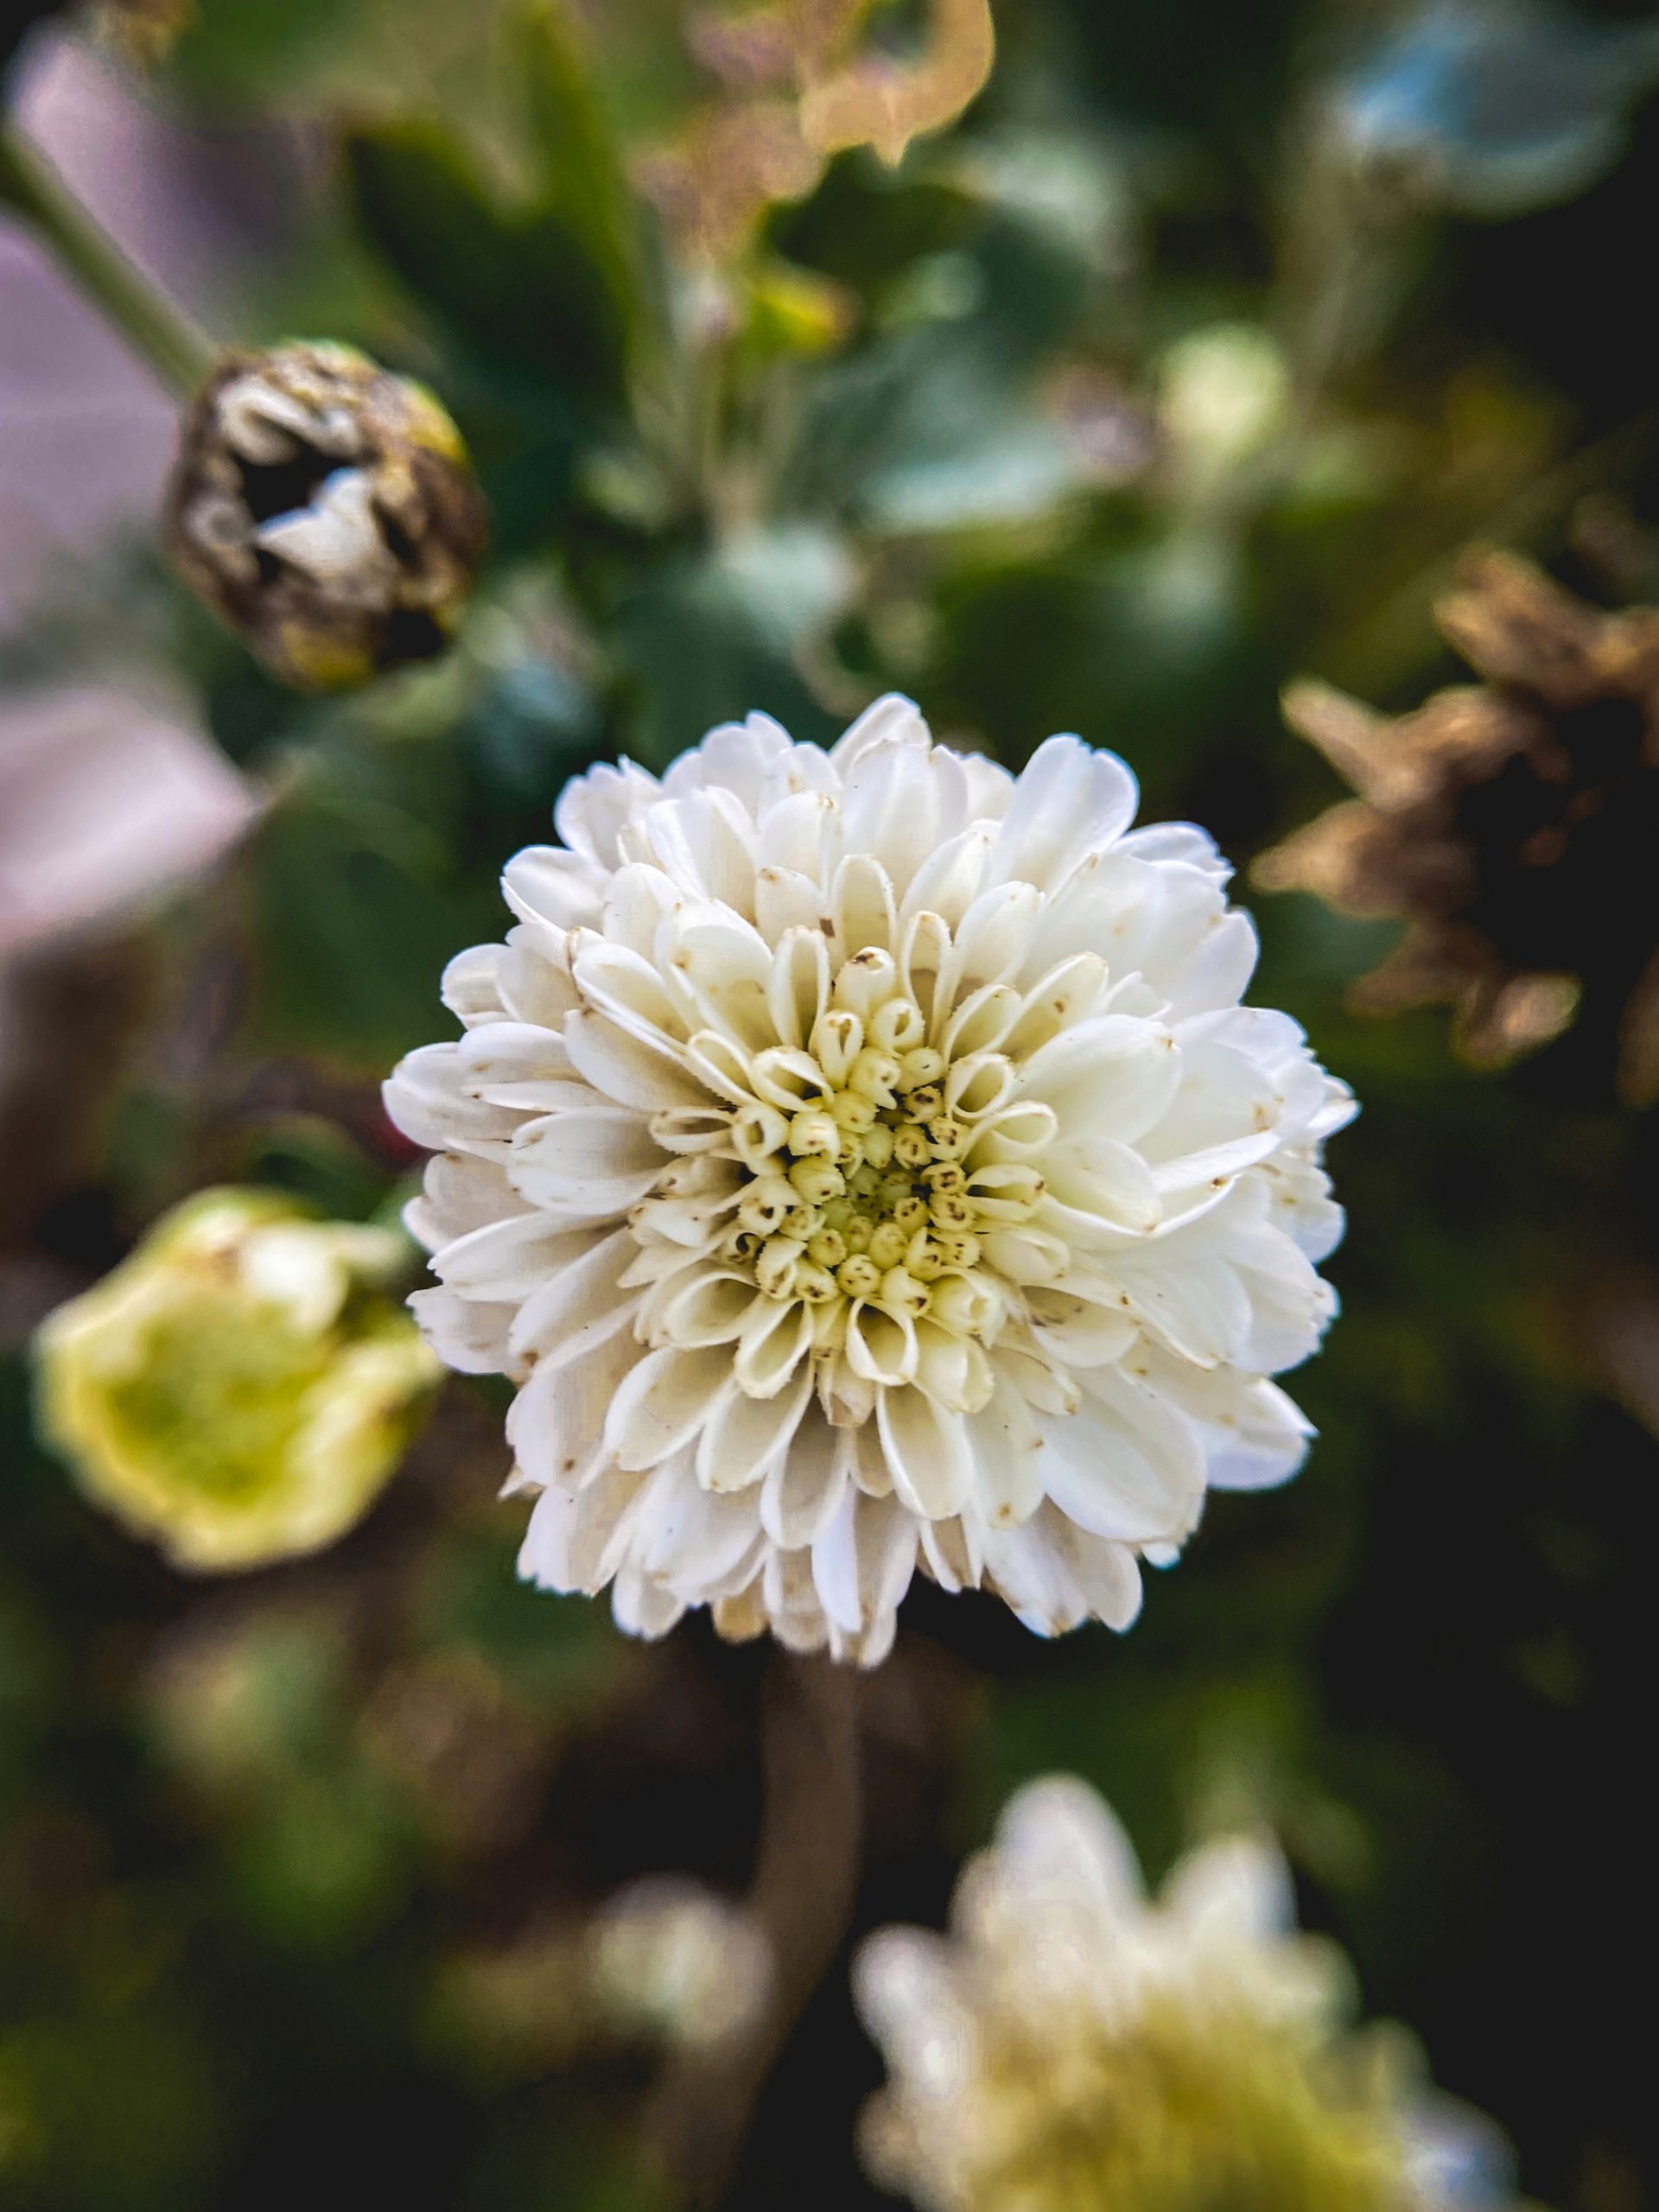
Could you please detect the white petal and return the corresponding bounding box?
[508,1227,639,1363]
[509,1324,640,1485]
[964,1374,1046,1528]
[878,1386,972,1519]
[502,844,607,931]
[944,880,1043,1001]
[760,1409,849,1548]
[1035,1370,1204,1543]
[1042,1134,1163,1233]
[1057,1524,1144,1628]
[696,1363,813,1492]
[827,852,896,961]
[434,1211,603,1303]
[841,736,968,897]
[455,1021,579,1110]
[441,943,506,1026]
[612,1567,687,1638]
[1103,1234,1252,1367]
[755,864,829,945]
[899,823,993,931]
[733,1297,815,1398]
[605,1344,736,1471]
[553,759,659,866]
[1162,1832,1295,1944]
[404,1151,528,1250]
[1018,1016,1179,1146]
[829,691,930,768]
[663,710,791,812]
[569,936,690,1050]
[409,1287,515,1374]
[644,789,757,913]
[994,1772,1146,1914]
[384,1042,522,1154]
[518,1470,646,1593]
[991,733,1138,887]
[629,1455,764,1592]
[563,1006,711,1112]
[753,789,836,883]
[508,1107,664,1218]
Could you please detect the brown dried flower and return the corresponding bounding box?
[162,342,487,692]
[641,0,995,261]
[1256,552,1659,1092]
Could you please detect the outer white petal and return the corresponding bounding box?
[553,758,660,866]
[409,1287,517,1375]
[1161,1831,1297,1948]
[384,1042,523,1155]
[991,1773,1147,1916]
[829,691,931,768]
[507,1106,665,1218]
[990,733,1138,887]
[404,1151,529,1251]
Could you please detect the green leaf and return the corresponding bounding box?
[510,0,642,337]
[248,742,500,1072]
[612,531,854,766]
[346,122,626,399]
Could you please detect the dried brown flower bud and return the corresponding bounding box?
[162,341,487,692]
[1256,552,1659,1090]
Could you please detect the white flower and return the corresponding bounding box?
[854,1775,1521,2212]
[385,696,1353,1663]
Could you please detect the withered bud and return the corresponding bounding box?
[1257,552,1659,1090]
[162,341,487,692]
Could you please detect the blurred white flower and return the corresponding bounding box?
[590,1877,772,2050]
[385,696,1352,1663]
[855,1774,1522,2212]
[1158,323,1291,484]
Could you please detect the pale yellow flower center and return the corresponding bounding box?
[872,1992,1418,2212]
[718,963,1043,1344]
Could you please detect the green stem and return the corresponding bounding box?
[0,121,216,394]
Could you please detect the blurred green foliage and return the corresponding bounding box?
[5,0,1659,2207]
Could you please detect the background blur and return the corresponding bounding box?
[3,1,1656,2206]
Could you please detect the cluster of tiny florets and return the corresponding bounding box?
[669,950,1040,1354]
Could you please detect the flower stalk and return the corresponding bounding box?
[0,120,215,395]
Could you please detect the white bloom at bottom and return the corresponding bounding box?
[385,696,1353,1662]
[854,1776,1523,2212]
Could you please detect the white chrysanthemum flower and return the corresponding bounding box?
[385,696,1353,1663]
[854,1775,1522,2212]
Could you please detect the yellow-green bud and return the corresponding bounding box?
[787,1109,841,1160]
[163,341,487,691]
[878,1266,931,1319]
[788,1155,845,1207]
[897,1046,945,1091]
[738,1175,796,1236]
[892,1124,932,1170]
[836,1254,882,1300]
[867,1222,908,1271]
[848,1047,902,1108]
[861,1123,896,1172]
[33,1188,438,1573]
